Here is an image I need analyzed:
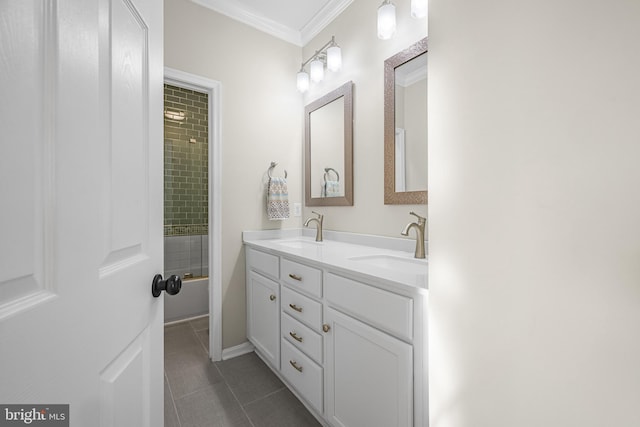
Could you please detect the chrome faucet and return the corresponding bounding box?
[401,211,426,259]
[304,211,324,242]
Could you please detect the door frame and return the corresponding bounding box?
[164,67,223,361]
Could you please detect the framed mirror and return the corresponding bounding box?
[384,38,428,205]
[305,81,354,206]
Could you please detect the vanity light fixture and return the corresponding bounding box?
[377,0,396,40]
[296,36,342,93]
[310,56,324,82]
[326,43,342,72]
[296,68,310,92]
[411,0,427,18]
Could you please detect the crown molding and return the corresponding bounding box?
[191,0,353,47]
[300,0,354,46]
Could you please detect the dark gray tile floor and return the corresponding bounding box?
[165,317,322,427]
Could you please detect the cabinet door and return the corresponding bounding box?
[248,271,280,368]
[325,308,413,427]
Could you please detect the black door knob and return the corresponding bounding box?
[152,274,182,298]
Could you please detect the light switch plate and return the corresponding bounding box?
[293,203,301,217]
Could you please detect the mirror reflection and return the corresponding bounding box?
[305,81,353,206]
[384,37,428,205]
[394,52,427,192]
[309,97,345,198]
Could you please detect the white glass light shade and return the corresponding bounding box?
[377,1,396,40]
[326,45,342,72]
[310,58,324,82]
[411,0,427,18]
[296,70,309,92]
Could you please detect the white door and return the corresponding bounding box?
[0,0,164,425]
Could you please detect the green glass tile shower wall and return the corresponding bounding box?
[164,84,208,282]
[164,84,208,234]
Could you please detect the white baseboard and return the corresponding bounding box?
[221,341,254,360]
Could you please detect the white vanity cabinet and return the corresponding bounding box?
[324,274,413,427]
[244,234,428,427]
[246,248,280,369]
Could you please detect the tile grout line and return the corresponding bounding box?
[228,382,257,427]
[189,316,211,356]
[215,363,257,427]
[164,371,183,427]
[242,385,288,407]
[165,317,212,423]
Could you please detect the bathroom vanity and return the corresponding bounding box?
[243,229,428,427]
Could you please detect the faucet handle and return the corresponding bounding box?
[409,211,426,224]
[311,211,323,220]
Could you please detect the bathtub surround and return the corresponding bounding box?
[163,84,211,323]
[164,277,209,323]
[164,233,209,279]
[163,84,209,281]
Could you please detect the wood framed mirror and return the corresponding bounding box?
[384,38,428,205]
[305,81,354,206]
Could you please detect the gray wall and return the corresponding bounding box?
[429,0,640,426]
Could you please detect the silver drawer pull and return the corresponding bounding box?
[289,303,303,313]
[289,331,303,342]
[288,273,302,281]
[289,360,303,372]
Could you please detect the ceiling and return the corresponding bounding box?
[191,0,354,46]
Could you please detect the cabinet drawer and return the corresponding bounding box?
[281,339,323,414]
[247,247,279,280]
[281,312,322,364]
[281,286,322,330]
[281,258,322,298]
[325,273,413,341]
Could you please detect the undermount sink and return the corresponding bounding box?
[272,239,322,249]
[349,254,427,275]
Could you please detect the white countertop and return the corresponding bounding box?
[243,229,428,291]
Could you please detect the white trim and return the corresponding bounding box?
[189,0,353,47]
[164,67,223,362]
[221,341,255,360]
[300,0,354,46]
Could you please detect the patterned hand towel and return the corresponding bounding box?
[267,177,290,220]
[323,180,341,197]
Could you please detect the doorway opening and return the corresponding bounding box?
[164,68,222,361]
[163,82,209,324]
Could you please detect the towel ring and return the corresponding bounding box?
[323,167,339,183]
[268,161,287,179]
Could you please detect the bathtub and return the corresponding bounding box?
[164,276,209,323]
